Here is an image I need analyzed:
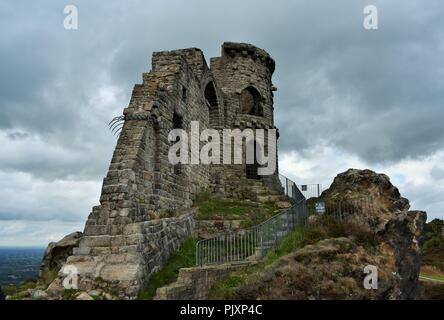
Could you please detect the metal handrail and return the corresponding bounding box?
[195,200,308,266]
[195,174,310,266]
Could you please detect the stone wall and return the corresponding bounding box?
[154,263,252,300]
[49,212,194,298]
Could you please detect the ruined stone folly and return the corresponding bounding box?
[56,42,282,297]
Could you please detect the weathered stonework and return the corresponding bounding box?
[154,263,253,300]
[194,220,243,239]
[51,42,282,298]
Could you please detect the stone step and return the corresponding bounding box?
[250,188,281,196]
[256,194,288,203]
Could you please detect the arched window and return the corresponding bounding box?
[204,82,219,126]
[240,86,263,117]
[173,112,183,130]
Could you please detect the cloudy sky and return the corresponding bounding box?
[0,0,443,246]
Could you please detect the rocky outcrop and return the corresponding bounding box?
[322,169,409,211]
[40,231,83,276]
[225,169,427,300]
[231,216,425,299]
[321,169,410,230]
[380,210,426,298]
[233,238,386,299]
[323,169,426,298]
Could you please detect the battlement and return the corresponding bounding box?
[221,42,275,74]
[152,47,209,81]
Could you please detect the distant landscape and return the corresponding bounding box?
[0,248,45,286]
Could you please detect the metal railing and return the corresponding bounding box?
[195,199,308,266]
[306,196,379,230]
[279,174,306,203]
[195,174,377,266]
[297,184,323,199]
[196,174,310,266]
[278,174,323,200]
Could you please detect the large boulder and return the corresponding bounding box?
[319,169,411,232]
[40,231,83,276]
[321,168,410,211]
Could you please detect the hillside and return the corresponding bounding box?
[420,218,444,299]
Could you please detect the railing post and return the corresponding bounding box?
[196,242,199,266]
[259,225,264,257]
[285,210,291,234]
[286,178,289,197]
[272,219,275,245]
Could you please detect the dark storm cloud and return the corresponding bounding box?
[2,0,443,168]
[0,0,443,232]
[270,1,444,163]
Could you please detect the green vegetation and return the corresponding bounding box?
[422,219,444,272]
[420,273,444,282]
[62,289,79,300]
[0,268,58,300]
[193,191,280,227]
[40,270,58,288]
[424,219,444,252]
[263,226,308,265]
[209,264,259,300]
[139,237,197,300]
[1,278,38,299]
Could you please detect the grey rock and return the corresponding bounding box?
[31,289,48,300]
[75,292,94,300]
[40,231,83,276]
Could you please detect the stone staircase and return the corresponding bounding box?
[154,177,302,300]
[244,180,292,205]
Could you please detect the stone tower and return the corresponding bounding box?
[51,43,281,298]
[210,42,280,192]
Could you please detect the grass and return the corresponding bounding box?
[40,269,58,288]
[209,264,259,300]
[138,237,197,300]
[0,268,59,300]
[62,289,80,300]
[193,191,280,227]
[263,226,308,265]
[420,265,444,282]
[420,273,444,282]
